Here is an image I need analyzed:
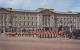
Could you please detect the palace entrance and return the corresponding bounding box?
[43,27,53,30]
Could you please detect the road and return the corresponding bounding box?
[0,35,80,50]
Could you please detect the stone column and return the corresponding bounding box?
[0,13,1,34]
[3,27,5,34]
[76,16,78,30]
[46,16,47,26]
[70,26,71,32]
[44,16,45,26]
[38,13,40,29]
[3,14,5,34]
[43,16,44,26]
[21,28,22,35]
[0,13,1,26]
[50,16,51,27]
[47,16,48,26]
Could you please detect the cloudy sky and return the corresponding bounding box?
[0,0,80,12]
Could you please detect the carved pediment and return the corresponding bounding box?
[39,9,54,14]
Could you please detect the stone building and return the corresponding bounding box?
[55,11,80,32]
[0,7,80,33]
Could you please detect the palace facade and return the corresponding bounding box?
[0,7,80,33]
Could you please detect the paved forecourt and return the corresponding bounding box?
[0,35,80,50]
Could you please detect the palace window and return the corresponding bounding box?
[48,23,50,26]
[23,21,25,26]
[67,22,68,26]
[52,17,53,19]
[32,22,34,25]
[28,21,30,26]
[61,18,62,21]
[36,17,37,20]
[70,21,72,23]
[64,22,65,26]
[32,17,34,20]
[15,16,17,20]
[70,18,72,21]
[57,18,59,21]
[15,21,17,26]
[19,21,21,26]
[24,17,25,20]
[28,17,29,20]
[64,18,65,21]
[19,16,21,20]
[67,18,68,21]
[36,22,38,26]
[60,21,62,24]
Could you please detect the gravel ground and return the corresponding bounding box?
[0,34,80,50]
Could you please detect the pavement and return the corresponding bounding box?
[0,34,80,50]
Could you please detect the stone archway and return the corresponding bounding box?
[12,27,16,32]
[22,28,26,32]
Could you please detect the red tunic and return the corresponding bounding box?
[50,30,53,34]
[28,31,30,34]
[39,31,42,34]
[47,30,50,34]
[44,31,47,34]
[42,31,44,34]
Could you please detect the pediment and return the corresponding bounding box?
[39,9,55,14]
[0,8,10,13]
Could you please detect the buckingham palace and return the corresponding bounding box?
[0,7,80,33]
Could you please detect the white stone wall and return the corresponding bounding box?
[56,14,79,31]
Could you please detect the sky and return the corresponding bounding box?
[0,0,80,12]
